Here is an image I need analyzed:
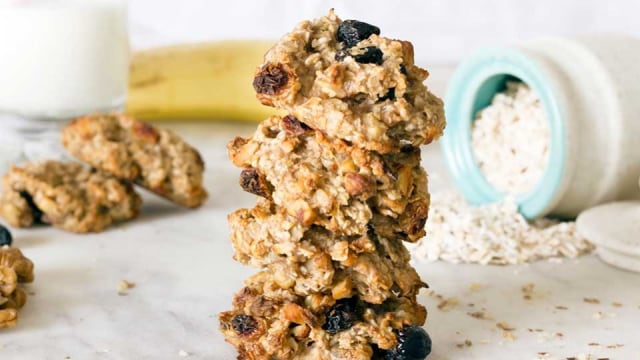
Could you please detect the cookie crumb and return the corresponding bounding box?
[583,297,600,304]
[118,280,135,296]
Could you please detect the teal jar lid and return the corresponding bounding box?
[441,47,566,219]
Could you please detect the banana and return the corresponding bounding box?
[127,40,280,121]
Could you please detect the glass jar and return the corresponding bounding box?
[442,35,640,219]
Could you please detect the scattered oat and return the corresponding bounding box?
[502,331,516,341]
[496,321,515,331]
[178,350,190,357]
[606,344,624,349]
[437,297,460,312]
[118,279,136,296]
[467,311,494,320]
[583,298,600,304]
[555,305,568,310]
[408,191,593,265]
[588,342,599,346]
[611,302,623,308]
[455,339,473,349]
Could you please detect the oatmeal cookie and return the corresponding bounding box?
[0,161,141,233]
[62,113,207,208]
[228,200,425,304]
[252,10,445,153]
[220,276,427,360]
[0,247,34,329]
[229,115,430,239]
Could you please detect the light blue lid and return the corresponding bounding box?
[441,47,565,219]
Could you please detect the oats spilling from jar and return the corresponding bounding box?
[410,81,593,265]
[471,81,549,195]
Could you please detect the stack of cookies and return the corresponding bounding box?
[0,114,207,234]
[220,11,445,359]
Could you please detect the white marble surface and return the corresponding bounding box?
[1,69,639,360]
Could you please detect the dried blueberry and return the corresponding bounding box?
[353,46,384,65]
[322,298,358,334]
[0,225,12,247]
[231,314,258,336]
[400,64,408,75]
[379,88,396,101]
[384,325,432,360]
[337,20,381,47]
[253,63,290,95]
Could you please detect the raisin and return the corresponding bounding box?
[383,325,432,360]
[281,115,312,135]
[400,64,408,75]
[0,225,12,247]
[379,88,396,101]
[239,168,272,200]
[353,46,384,65]
[322,298,358,334]
[337,20,381,47]
[253,63,290,95]
[20,191,43,223]
[231,314,258,337]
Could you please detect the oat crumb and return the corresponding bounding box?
[611,302,623,308]
[588,342,599,346]
[437,297,460,312]
[583,297,600,304]
[118,279,136,295]
[555,305,568,310]
[496,321,515,331]
[467,311,493,320]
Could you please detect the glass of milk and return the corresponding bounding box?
[0,0,128,171]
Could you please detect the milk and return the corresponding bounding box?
[0,0,128,119]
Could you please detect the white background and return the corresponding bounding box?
[128,0,640,64]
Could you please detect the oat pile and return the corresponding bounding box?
[471,81,549,195]
[409,191,593,265]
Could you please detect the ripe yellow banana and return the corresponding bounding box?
[127,40,280,121]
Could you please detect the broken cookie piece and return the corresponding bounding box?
[253,10,445,153]
[62,113,208,208]
[0,247,34,329]
[0,161,141,233]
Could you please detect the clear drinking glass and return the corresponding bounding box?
[0,0,129,171]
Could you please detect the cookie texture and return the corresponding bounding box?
[62,113,207,208]
[228,199,426,304]
[252,10,445,153]
[0,247,34,329]
[219,275,426,359]
[0,161,141,233]
[229,115,429,240]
